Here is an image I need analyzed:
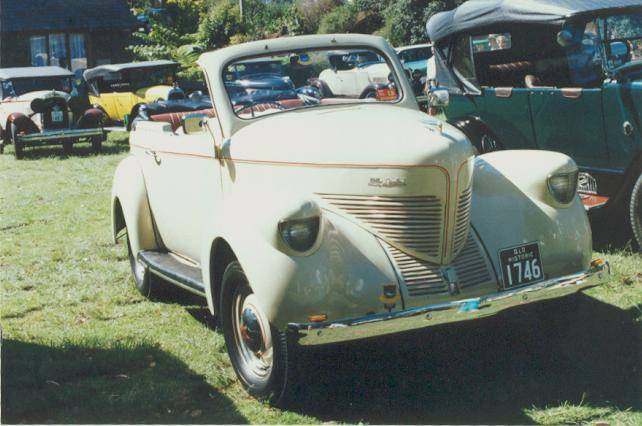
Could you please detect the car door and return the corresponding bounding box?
[529,87,608,165]
[135,116,222,262]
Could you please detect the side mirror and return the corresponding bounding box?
[182,113,208,134]
[610,41,629,61]
[428,87,449,108]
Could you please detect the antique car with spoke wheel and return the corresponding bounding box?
[0,66,106,158]
[426,0,642,248]
[112,34,610,405]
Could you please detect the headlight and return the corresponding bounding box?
[278,216,320,253]
[547,170,579,204]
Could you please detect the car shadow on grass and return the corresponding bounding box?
[1,339,247,424]
[284,293,640,424]
[2,138,130,160]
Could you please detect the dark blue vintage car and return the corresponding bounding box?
[224,58,320,111]
[427,0,642,248]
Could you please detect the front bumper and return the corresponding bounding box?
[16,128,105,144]
[287,261,610,346]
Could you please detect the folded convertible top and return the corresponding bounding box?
[427,0,642,43]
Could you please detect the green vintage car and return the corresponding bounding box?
[426,0,642,248]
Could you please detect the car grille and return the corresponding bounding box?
[383,231,495,298]
[319,194,443,258]
[452,186,473,256]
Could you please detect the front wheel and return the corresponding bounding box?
[62,140,73,155]
[630,173,642,250]
[126,233,156,297]
[10,123,23,159]
[91,136,103,153]
[221,261,293,405]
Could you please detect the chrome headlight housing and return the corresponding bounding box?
[278,216,320,253]
[547,170,579,204]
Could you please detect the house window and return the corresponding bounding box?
[48,33,68,68]
[69,34,87,71]
[30,36,48,66]
[29,33,87,71]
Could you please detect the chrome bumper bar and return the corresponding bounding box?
[287,262,610,346]
[17,128,105,143]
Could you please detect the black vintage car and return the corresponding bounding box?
[426,0,642,248]
[0,66,106,158]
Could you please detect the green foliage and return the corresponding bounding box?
[296,0,342,34]
[197,0,242,49]
[318,4,358,34]
[380,0,461,46]
[128,0,206,77]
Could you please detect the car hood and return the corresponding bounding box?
[228,104,474,169]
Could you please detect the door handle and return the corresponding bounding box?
[145,149,161,165]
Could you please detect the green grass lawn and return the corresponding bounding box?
[1,134,641,424]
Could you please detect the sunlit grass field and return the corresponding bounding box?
[1,133,641,424]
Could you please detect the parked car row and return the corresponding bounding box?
[111,33,610,406]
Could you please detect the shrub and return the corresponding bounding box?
[318,4,358,34]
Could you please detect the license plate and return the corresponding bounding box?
[499,242,544,289]
[51,110,64,122]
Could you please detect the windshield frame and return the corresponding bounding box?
[1,77,73,97]
[222,45,406,121]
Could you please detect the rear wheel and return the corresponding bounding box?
[221,261,293,405]
[630,173,642,250]
[10,123,23,159]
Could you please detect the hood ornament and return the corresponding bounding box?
[368,177,407,188]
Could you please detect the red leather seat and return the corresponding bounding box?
[150,108,216,132]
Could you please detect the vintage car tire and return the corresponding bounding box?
[454,120,504,155]
[91,136,103,153]
[221,261,293,406]
[126,234,156,298]
[10,123,24,159]
[63,140,73,155]
[630,173,642,250]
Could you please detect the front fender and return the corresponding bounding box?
[7,113,39,139]
[200,191,399,329]
[76,108,105,129]
[471,150,592,284]
[111,155,159,255]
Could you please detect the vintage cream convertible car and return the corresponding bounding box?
[111,34,609,404]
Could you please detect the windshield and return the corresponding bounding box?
[399,47,432,63]
[1,77,72,97]
[224,47,400,120]
[94,66,175,93]
[228,61,284,78]
[604,12,642,62]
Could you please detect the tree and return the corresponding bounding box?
[318,4,358,34]
[382,0,461,46]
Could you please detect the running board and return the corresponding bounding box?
[138,251,206,297]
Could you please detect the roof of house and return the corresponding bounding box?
[427,0,642,43]
[83,60,178,81]
[0,0,139,33]
[0,66,74,80]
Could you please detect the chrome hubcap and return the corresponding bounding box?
[233,292,273,379]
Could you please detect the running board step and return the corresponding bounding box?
[138,251,206,296]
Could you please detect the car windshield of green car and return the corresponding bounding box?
[604,12,642,62]
[1,77,72,97]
